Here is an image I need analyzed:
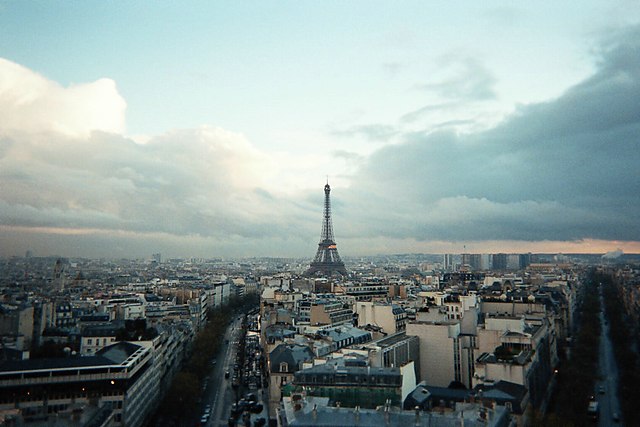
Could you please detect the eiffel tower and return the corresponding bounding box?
[306,181,348,277]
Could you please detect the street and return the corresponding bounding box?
[200,313,268,427]
[597,287,623,426]
[199,317,242,426]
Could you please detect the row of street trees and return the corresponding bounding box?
[537,272,601,426]
[150,293,259,426]
[599,271,640,423]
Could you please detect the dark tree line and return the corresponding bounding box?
[535,271,601,426]
[149,293,259,426]
[599,271,640,423]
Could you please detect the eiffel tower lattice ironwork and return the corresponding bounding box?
[306,181,347,276]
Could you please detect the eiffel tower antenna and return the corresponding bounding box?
[306,180,347,277]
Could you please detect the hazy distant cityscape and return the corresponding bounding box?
[2,230,640,426]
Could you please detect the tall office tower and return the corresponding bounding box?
[467,254,482,271]
[443,253,455,271]
[306,181,347,277]
[519,253,532,269]
[53,258,65,290]
[492,253,508,270]
[460,254,482,271]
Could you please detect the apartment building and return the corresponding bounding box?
[0,341,159,427]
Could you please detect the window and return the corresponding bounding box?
[88,339,92,345]
[279,362,288,372]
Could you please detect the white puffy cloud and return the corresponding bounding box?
[0,59,321,257]
[0,58,126,137]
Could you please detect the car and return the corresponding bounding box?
[612,412,620,422]
[200,414,209,424]
[225,371,230,379]
[249,402,263,414]
[598,385,605,394]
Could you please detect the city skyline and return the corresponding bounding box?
[1,2,640,258]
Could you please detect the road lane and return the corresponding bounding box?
[598,287,623,426]
[202,317,241,426]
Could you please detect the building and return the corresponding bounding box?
[279,394,510,427]
[0,304,34,351]
[308,299,353,327]
[0,341,160,427]
[79,323,121,355]
[333,282,390,301]
[361,332,420,374]
[491,254,508,271]
[406,320,464,387]
[292,362,404,409]
[443,254,455,271]
[355,302,407,334]
[268,343,315,417]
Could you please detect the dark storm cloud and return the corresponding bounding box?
[342,25,640,243]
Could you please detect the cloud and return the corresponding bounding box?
[413,57,498,101]
[332,150,364,162]
[0,58,126,137]
[0,127,319,238]
[399,102,459,124]
[1,25,640,258]
[381,62,403,78]
[0,62,320,257]
[341,25,640,244]
[331,124,399,142]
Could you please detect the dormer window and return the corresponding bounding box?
[280,362,288,372]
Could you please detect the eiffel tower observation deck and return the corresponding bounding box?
[306,181,348,277]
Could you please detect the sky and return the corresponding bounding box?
[1,1,639,259]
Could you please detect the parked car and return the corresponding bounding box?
[249,402,263,414]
